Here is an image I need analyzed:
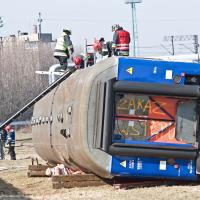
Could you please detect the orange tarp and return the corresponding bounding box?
[147,97,186,144]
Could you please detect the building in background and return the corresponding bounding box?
[0,25,52,49]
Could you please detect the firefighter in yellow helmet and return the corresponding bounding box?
[54,28,74,70]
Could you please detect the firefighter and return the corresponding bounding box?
[93,40,102,53]
[106,41,113,57]
[111,24,131,56]
[99,38,112,58]
[72,55,85,69]
[5,125,16,160]
[54,28,74,71]
[98,38,108,56]
[93,38,112,58]
[86,53,94,67]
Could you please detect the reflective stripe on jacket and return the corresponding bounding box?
[54,32,72,57]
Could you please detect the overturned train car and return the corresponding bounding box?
[32,57,200,181]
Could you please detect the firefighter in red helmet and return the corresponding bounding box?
[72,56,84,69]
[5,125,16,160]
[93,38,112,59]
[93,40,101,52]
[111,24,131,56]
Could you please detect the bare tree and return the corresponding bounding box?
[0,42,56,121]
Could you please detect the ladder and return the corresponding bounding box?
[0,67,77,130]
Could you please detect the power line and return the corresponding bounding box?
[43,17,200,23]
[43,18,129,23]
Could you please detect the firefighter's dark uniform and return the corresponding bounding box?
[54,31,74,70]
[6,129,16,160]
[100,42,112,57]
[112,28,131,56]
[97,38,112,58]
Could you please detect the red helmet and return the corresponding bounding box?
[73,56,82,68]
[93,41,101,51]
[5,125,12,132]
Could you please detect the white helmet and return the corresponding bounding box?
[111,24,120,32]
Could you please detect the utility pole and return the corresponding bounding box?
[125,0,142,57]
[0,17,3,52]
[171,36,175,55]
[163,35,199,56]
[194,35,199,62]
[38,12,42,40]
[194,35,199,54]
[0,17,3,28]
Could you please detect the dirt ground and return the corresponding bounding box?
[1,129,200,200]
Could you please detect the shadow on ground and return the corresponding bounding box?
[0,178,31,200]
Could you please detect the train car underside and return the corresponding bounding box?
[32,57,200,181]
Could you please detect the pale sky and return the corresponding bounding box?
[1,0,200,55]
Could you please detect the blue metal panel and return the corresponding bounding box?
[112,140,194,149]
[117,57,200,85]
[111,156,197,181]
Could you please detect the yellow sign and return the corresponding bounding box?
[120,160,127,168]
[126,67,133,75]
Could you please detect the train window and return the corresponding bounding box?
[113,93,197,145]
[113,94,149,141]
[176,101,197,144]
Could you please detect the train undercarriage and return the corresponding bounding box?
[29,57,200,181]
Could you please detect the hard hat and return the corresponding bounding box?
[112,24,120,32]
[93,41,101,51]
[73,56,82,66]
[63,29,72,35]
[5,125,12,132]
[99,37,105,43]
